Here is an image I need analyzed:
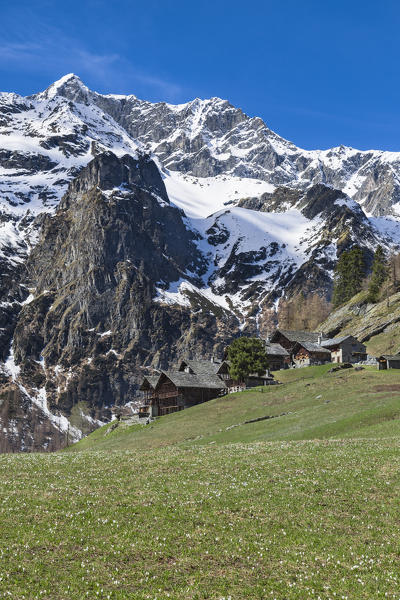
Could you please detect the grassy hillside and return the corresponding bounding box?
[2,365,400,599]
[319,289,400,355]
[70,365,400,451]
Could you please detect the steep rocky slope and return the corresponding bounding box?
[0,153,238,450]
[319,290,400,356]
[2,74,400,450]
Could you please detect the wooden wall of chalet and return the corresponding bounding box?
[294,348,329,364]
[153,379,223,414]
[157,380,178,398]
[267,355,288,370]
[179,387,222,408]
[271,332,293,352]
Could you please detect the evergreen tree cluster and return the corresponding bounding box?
[367,245,387,303]
[332,246,365,307]
[226,337,269,382]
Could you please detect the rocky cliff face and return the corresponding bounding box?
[1,74,400,450]
[0,152,238,451]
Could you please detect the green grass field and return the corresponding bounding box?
[1,365,400,599]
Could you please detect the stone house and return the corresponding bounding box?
[292,341,331,367]
[377,354,400,370]
[321,336,367,363]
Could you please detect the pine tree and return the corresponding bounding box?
[367,245,387,303]
[389,252,400,292]
[332,251,349,307]
[348,246,365,297]
[226,337,269,382]
[332,246,366,307]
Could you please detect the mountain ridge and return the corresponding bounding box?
[1,74,400,450]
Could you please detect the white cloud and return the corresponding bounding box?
[0,28,182,101]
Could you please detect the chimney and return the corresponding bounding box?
[318,332,323,346]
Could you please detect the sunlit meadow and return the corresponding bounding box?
[1,366,400,599]
[1,440,400,599]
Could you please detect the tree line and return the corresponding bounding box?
[332,244,400,307]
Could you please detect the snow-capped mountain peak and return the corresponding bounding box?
[2,76,400,450]
[36,72,90,101]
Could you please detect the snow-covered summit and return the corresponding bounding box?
[0,74,400,306]
[36,73,90,101]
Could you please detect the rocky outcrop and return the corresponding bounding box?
[319,291,400,346]
[0,152,239,451]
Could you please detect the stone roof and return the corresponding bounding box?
[321,336,352,348]
[161,370,226,390]
[178,359,227,376]
[265,342,290,357]
[379,354,400,360]
[139,374,160,390]
[273,330,327,344]
[147,375,161,388]
[293,341,331,355]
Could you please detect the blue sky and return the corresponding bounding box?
[1,0,400,150]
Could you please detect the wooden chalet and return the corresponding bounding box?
[321,335,367,363]
[270,329,327,355]
[292,341,331,367]
[139,357,277,418]
[377,354,400,370]
[139,374,161,417]
[148,369,226,417]
[264,342,290,370]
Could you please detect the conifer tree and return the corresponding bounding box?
[226,337,268,382]
[332,246,366,307]
[367,245,387,303]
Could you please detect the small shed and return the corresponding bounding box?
[377,354,400,370]
[244,372,275,387]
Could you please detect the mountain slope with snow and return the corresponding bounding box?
[1,74,400,450]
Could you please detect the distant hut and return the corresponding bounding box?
[377,354,400,370]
